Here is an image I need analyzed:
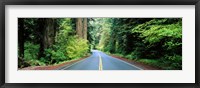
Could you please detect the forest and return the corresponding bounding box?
[18,18,182,70]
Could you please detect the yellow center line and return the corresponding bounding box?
[98,53,103,70]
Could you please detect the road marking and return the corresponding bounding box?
[111,56,143,70]
[98,53,103,70]
[98,51,142,70]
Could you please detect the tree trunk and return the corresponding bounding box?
[76,18,83,38]
[83,18,87,40]
[43,18,55,49]
[38,18,55,59]
[38,18,45,59]
[18,18,24,58]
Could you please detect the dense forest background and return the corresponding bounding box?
[18,18,182,70]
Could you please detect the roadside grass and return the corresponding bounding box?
[52,53,91,66]
[105,52,181,70]
[19,53,91,69]
[137,59,182,70]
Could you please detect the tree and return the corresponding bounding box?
[76,18,88,39]
[83,18,87,39]
[37,18,55,59]
[76,18,83,38]
[93,18,182,69]
[43,18,55,48]
[18,18,25,58]
[18,18,90,68]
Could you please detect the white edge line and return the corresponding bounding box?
[59,57,88,70]
[114,58,143,70]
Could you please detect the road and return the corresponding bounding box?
[59,50,142,70]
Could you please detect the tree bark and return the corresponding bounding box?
[83,18,87,40]
[38,18,45,59]
[43,18,55,49]
[38,18,55,59]
[18,18,24,58]
[76,18,83,38]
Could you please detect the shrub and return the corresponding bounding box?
[66,36,89,59]
[24,42,40,60]
[43,48,67,64]
[162,55,182,69]
[125,53,137,60]
[137,59,159,66]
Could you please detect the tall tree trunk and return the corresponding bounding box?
[53,19,57,43]
[43,18,55,49]
[18,18,24,58]
[38,18,45,59]
[38,18,55,59]
[76,18,83,38]
[83,18,87,40]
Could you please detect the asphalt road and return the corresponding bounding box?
[59,50,142,70]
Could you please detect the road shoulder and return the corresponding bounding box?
[109,54,161,70]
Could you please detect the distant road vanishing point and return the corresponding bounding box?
[58,50,142,70]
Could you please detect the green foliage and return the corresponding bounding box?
[42,18,89,64]
[137,59,159,66]
[96,18,182,70]
[51,50,66,61]
[19,18,182,70]
[23,42,46,66]
[55,18,74,47]
[140,23,182,44]
[137,55,182,70]
[27,59,46,66]
[24,42,39,61]
[43,48,67,64]
[161,55,182,69]
[19,18,90,68]
[113,53,124,58]
[125,54,133,60]
[66,36,89,59]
